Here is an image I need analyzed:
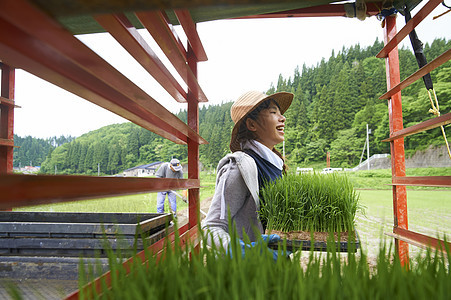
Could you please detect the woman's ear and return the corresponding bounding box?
[245,118,257,132]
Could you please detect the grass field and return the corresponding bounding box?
[355,189,451,258]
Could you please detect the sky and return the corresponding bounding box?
[10,2,451,139]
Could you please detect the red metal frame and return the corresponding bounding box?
[382,112,451,142]
[389,227,451,253]
[380,48,451,100]
[135,11,208,103]
[174,9,208,62]
[95,13,188,103]
[0,63,14,174]
[391,176,451,187]
[187,43,201,227]
[376,0,442,58]
[380,3,451,264]
[383,15,410,265]
[0,0,206,145]
[0,175,200,210]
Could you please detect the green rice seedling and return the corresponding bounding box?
[259,172,362,233]
[72,227,450,300]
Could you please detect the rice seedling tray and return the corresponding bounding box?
[0,212,172,257]
[267,230,360,252]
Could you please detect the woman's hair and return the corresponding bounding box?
[235,99,288,173]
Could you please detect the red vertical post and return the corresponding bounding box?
[383,16,409,265]
[187,43,200,228]
[326,152,330,168]
[0,63,15,174]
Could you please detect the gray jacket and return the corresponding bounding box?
[202,151,262,250]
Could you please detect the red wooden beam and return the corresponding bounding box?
[136,11,208,103]
[0,138,14,147]
[0,174,200,210]
[383,15,409,265]
[174,9,208,62]
[0,63,15,174]
[236,3,382,19]
[377,0,442,58]
[382,112,451,142]
[187,43,201,228]
[95,13,187,103]
[380,48,451,100]
[391,176,451,187]
[387,227,451,254]
[0,0,207,145]
[0,95,18,107]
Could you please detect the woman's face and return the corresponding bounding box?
[246,101,286,149]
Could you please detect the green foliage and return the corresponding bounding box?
[71,227,451,300]
[13,134,74,168]
[259,173,361,233]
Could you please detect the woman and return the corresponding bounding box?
[202,90,293,257]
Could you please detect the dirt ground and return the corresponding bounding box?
[177,196,211,226]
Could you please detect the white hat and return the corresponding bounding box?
[170,158,182,171]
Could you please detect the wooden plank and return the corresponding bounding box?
[174,9,207,62]
[0,0,207,145]
[376,0,442,58]
[95,13,187,103]
[0,96,19,107]
[382,112,451,142]
[380,48,451,100]
[386,227,450,254]
[0,174,200,210]
[391,176,451,187]
[136,10,208,103]
[0,138,14,147]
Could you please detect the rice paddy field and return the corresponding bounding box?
[355,189,451,259]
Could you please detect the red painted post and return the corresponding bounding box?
[326,152,330,168]
[187,43,200,228]
[383,15,409,265]
[0,63,15,174]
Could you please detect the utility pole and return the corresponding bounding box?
[366,123,370,170]
[98,163,100,176]
[54,164,57,175]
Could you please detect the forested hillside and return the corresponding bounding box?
[13,135,74,168]
[31,38,450,175]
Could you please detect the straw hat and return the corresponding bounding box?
[229,90,294,152]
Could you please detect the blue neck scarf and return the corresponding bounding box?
[244,149,282,231]
[243,149,282,190]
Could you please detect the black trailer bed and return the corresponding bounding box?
[0,212,172,257]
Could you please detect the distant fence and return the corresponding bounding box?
[344,154,391,172]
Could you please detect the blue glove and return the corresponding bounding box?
[228,234,288,261]
[262,234,282,261]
